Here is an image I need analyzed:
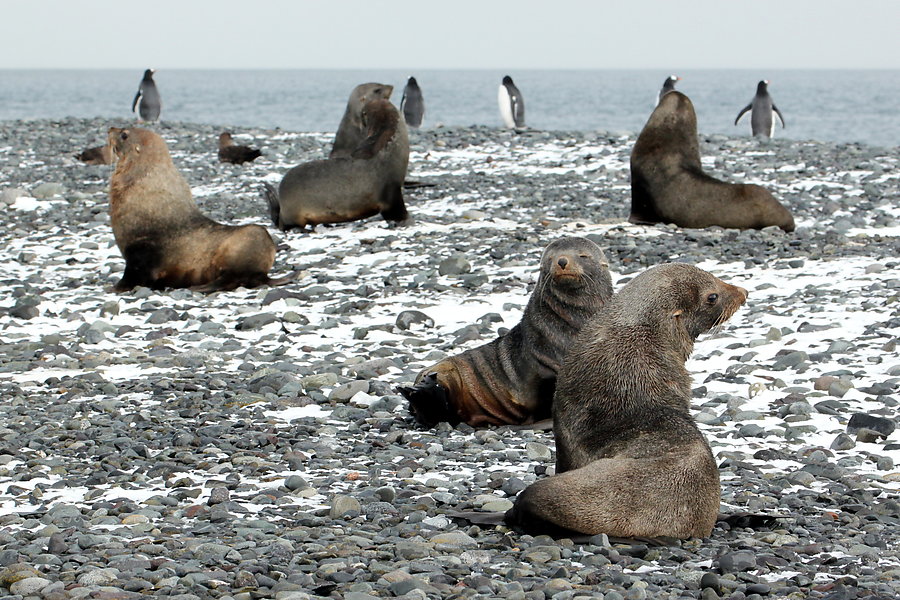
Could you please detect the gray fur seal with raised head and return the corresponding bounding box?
[265,98,409,230]
[398,237,614,428]
[505,263,748,539]
[630,91,795,232]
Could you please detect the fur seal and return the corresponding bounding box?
[630,91,795,232]
[505,263,748,539]
[498,75,525,129]
[398,237,614,428]
[75,144,112,165]
[735,80,785,138]
[107,127,283,292]
[264,98,410,231]
[330,83,394,158]
[132,69,161,122]
[400,76,425,128]
[218,132,262,165]
[657,75,680,104]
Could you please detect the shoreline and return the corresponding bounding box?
[0,118,898,599]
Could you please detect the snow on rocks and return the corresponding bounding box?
[0,117,897,598]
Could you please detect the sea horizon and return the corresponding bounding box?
[1,68,898,147]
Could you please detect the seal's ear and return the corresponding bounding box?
[671,309,683,318]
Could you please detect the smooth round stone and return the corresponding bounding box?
[10,576,53,595]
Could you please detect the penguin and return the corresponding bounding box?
[400,76,425,129]
[132,69,161,122]
[734,80,785,138]
[498,75,525,129]
[657,75,680,105]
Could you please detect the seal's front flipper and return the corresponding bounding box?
[397,373,457,428]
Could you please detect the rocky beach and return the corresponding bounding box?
[0,118,898,599]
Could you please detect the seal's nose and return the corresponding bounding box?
[736,286,749,302]
[557,257,568,269]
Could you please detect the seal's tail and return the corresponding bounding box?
[397,373,457,428]
[262,183,281,229]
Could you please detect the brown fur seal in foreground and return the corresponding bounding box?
[218,132,262,165]
[108,127,285,292]
[264,98,410,231]
[505,263,748,539]
[75,144,113,165]
[630,91,795,232]
[398,237,614,428]
[330,82,393,158]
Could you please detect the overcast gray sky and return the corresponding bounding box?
[1,0,898,70]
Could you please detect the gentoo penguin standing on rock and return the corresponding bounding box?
[735,80,785,138]
[657,75,680,104]
[132,69,161,122]
[498,75,525,129]
[400,77,425,128]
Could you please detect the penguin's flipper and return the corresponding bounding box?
[773,105,786,128]
[734,103,752,125]
[131,89,142,114]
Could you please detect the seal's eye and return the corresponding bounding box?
[706,293,719,304]
[579,254,589,258]
[120,131,128,141]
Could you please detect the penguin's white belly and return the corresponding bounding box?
[498,85,516,129]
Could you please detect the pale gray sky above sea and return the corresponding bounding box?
[2,0,898,70]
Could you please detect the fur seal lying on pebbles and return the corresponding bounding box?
[630,91,795,232]
[264,98,410,231]
[398,237,614,427]
[108,127,283,292]
[75,144,112,165]
[331,82,394,159]
[218,132,262,165]
[506,263,748,539]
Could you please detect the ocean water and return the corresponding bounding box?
[0,69,898,147]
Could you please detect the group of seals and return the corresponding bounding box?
[398,237,613,427]
[505,263,748,538]
[132,69,161,122]
[735,80,786,139]
[264,87,410,231]
[630,91,795,232]
[107,127,283,292]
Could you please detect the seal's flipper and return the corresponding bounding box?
[262,183,282,229]
[397,373,457,428]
